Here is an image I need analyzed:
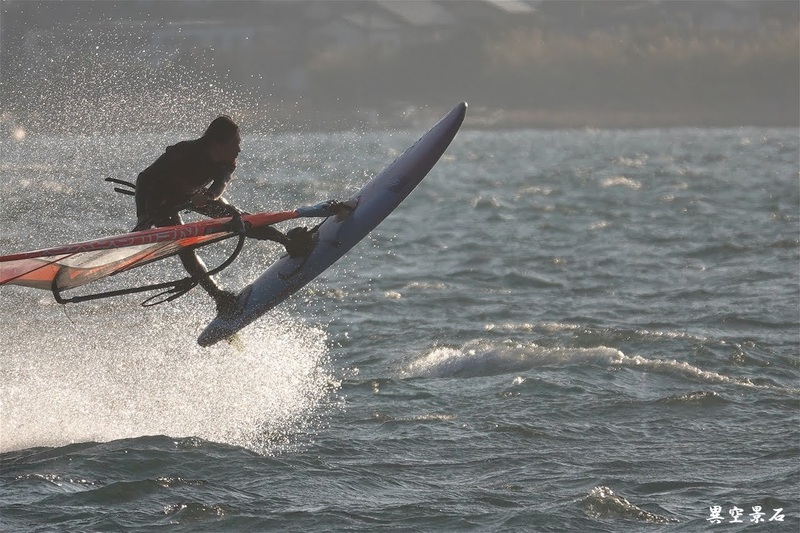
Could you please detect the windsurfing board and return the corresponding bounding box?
[198,101,467,346]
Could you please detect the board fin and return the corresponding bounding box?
[224,332,244,351]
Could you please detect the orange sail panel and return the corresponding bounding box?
[0,211,298,292]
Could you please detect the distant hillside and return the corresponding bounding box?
[302,23,799,129]
[1,0,798,131]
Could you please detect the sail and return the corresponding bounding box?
[0,211,298,292]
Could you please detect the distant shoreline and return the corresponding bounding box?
[279,105,800,133]
[3,104,798,137]
[462,107,800,130]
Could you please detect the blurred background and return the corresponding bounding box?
[1,0,798,134]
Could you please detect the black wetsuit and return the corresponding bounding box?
[133,138,289,304]
[134,138,233,229]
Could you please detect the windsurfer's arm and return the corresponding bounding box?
[193,162,234,207]
[208,162,235,199]
[190,177,231,208]
[190,189,215,208]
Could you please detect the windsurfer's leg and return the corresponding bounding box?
[194,198,293,245]
[193,197,312,256]
[133,190,152,231]
[146,211,236,312]
[134,197,182,232]
[178,249,221,294]
[177,248,237,313]
[246,224,290,243]
[243,224,313,257]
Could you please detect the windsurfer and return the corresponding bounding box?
[133,115,316,313]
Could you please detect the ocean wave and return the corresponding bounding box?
[399,341,624,379]
[370,412,457,424]
[581,486,678,524]
[484,321,711,344]
[11,473,99,491]
[164,502,228,521]
[399,336,794,394]
[601,176,642,189]
[608,352,757,388]
[612,155,649,168]
[656,391,730,406]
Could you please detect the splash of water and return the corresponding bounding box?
[5,26,277,136]
[0,304,339,456]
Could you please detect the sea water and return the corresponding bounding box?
[0,126,797,531]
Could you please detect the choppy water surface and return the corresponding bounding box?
[1,124,798,531]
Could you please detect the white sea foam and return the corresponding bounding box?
[601,175,642,189]
[484,321,711,343]
[608,352,757,388]
[400,341,624,379]
[582,486,678,523]
[401,337,775,392]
